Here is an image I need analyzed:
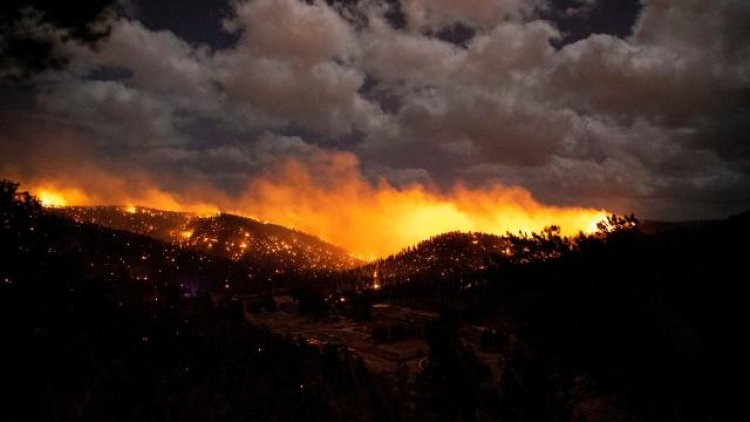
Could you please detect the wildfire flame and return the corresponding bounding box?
[231,157,609,258]
[17,153,609,258]
[36,187,90,208]
[38,190,68,208]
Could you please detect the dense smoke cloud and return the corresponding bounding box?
[1,0,749,233]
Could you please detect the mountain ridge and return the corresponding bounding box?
[53,205,362,276]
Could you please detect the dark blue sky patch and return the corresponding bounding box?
[131,0,238,49]
[358,75,402,115]
[543,0,642,47]
[429,22,477,48]
[383,0,407,30]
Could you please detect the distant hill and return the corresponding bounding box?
[58,205,193,242]
[55,206,362,278]
[345,229,568,292]
[185,213,362,276]
[348,232,510,289]
[3,207,254,298]
[344,216,734,293]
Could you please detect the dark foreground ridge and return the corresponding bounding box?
[2,180,748,420]
[1,181,396,420]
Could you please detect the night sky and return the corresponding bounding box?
[1,0,749,221]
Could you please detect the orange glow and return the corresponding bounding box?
[231,155,608,258]
[36,187,89,208]
[22,172,221,216]
[17,152,608,258]
[38,190,67,207]
[180,230,193,240]
[372,269,381,290]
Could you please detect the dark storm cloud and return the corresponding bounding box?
[0,0,116,81]
[1,0,749,220]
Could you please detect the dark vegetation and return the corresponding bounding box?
[0,181,395,421]
[2,179,747,420]
[335,215,747,420]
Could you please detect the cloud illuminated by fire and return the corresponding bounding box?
[18,152,607,258]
